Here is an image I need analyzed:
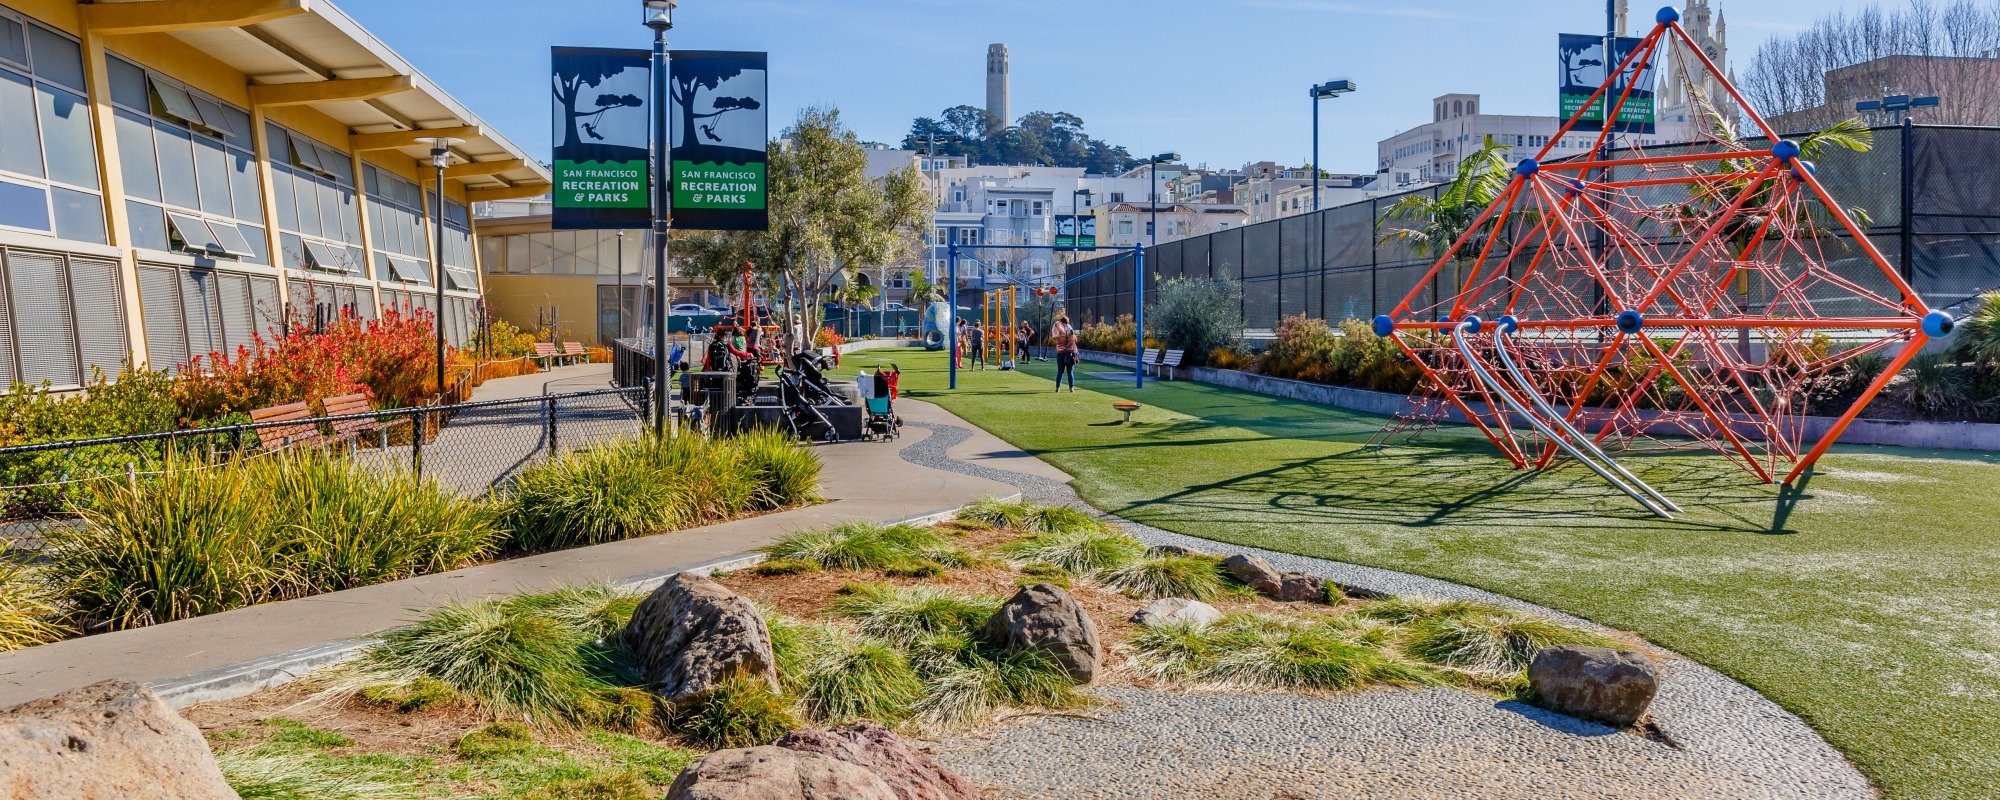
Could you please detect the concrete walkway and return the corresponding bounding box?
[467,362,618,401]
[0,399,1019,709]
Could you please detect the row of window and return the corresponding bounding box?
[0,247,126,388]
[481,229,647,277]
[0,9,102,244]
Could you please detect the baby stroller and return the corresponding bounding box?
[862,363,901,441]
[776,369,839,443]
[789,351,842,405]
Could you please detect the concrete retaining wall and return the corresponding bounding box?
[1078,350,2000,452]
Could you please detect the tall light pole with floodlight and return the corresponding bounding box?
[1309,79,1355,211]
[425,135,460,397]
[643,0,674,435]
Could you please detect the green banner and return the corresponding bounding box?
[673,161,766,210]
[670,51,769,231]
[1557,34,1656,134]
[551,47,651,229]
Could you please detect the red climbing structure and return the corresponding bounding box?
[1376,7,1955,491]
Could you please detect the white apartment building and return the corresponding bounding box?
[1093,202,1248,248]
[924,166,1157,289]
[1376,93,1697,191]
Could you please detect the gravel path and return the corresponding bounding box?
[898,420,1875,800]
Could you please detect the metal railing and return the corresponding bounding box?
[0,387,650,550]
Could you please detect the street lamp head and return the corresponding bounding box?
[643,0,675,29]
[421,136,462,169]
[1150,152,1180,163]
[1312,78,1357,99]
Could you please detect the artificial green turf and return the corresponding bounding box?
[846,348,2000,800]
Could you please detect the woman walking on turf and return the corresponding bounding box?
[1049,312,1078,392]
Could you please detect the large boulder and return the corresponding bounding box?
[1277,572,1329,603]
[776,722,982,800]
[623,573,780,712]
[667,746,898,800]
[0,679,237,800]
[982,583,1102,683]
[1222,554,1283,598]
[1130,598,1223,629]
[1527,645,1659,728]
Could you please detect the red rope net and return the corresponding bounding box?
[1379,16,1942,485]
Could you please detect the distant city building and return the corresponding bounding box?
[987,44,1010,129]
[1092,202,1248,249]
[923,166,1158,291]
[1767,55,2000,131]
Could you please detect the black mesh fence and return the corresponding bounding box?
[1065,124,2000,329]
[0,388,648,552]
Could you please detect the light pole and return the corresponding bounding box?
[1855,93,1939,125]
[1309,79,1356,211]
[1147,151,1178,247]
[644,0,674,435]
[424,135,459,399]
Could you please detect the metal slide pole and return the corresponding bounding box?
[1453,322,1671,518]
[948,242,958,390]
[1492,326,1680,512]
[1134,243,1145,389]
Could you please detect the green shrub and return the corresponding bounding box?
[1149,271,1244,366]
[676,677,796,749]
[1956,291,2000,366]
[832,583,1002,648]
[997,530,1146,574]
[1128,614,1440,693]
[0,559,63,650]
[1016,562,1071,589]
[910,642,1087,725]
[259,451,500,595]
[1098,553,1233,601]
[1076,315,1138,355]
[357,676,458,713]
[1257,316,1420,393]
[215,746,421,800]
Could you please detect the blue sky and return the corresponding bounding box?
[343,0,1857,173]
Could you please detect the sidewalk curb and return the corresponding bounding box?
[145,496,1010,709]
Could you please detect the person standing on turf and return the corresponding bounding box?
[1050,312,1078,391]
[969,322,987,369]
[1017,320,1035,362]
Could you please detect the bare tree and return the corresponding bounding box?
[1744,0,2000,132]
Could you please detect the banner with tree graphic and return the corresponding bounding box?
[670,51,768,231]
[551,47,650,229]
[1558,34,1655,134]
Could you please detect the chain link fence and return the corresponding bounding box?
[1067,124,2000,331]
[0,387,649,552]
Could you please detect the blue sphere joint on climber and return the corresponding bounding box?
[1498,315,1520,335]
[1923,310,1955,337]
[1516,158,1539,177]
[1792,159,1817,179]
[1657,6,1680,24]
[1616,310,1645,334]
[1772,139,1802,162]
[1461,315,1484,335]
[1373,314,1395,338]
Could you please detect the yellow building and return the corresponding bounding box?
[0,0,550,389]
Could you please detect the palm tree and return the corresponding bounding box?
[1377,137,1515,264]
[1683,115,1875,250]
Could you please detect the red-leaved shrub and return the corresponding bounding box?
[175,309,448,419]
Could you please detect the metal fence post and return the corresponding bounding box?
[545,395,559,458]
[411,407,423,478]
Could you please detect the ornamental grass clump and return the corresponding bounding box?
[1388,600,1614,675]
[782,625,924,724]
[831,583,1001,648]
[1098,553,1237,601]
[675,676,797,749]
[1127,614,1441,693]
[332,586,650,729]
[46,450,496,631]
[957,498,1102,534]
[997,529,1146,575]
[759,522,974,573]
[500,431,820,553]
[0,559,64,650]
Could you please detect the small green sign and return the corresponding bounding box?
[554,160,648,209]
[673,161,766,210]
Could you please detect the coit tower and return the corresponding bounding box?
[986,43,1009,130]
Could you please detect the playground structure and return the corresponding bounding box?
[1375,6,1954,513]
[981,285,1021,366]
[946,242,1146,389]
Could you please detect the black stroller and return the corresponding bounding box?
[775,369,839,442]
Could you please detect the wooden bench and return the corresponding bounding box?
[249,400,321,450]
[1158,349,1185,381]
[561,341,588,365]
[321,393,383,446]
[532,342,561,370]
[250,393,381,451]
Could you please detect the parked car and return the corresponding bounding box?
[882,302,913,312]
[707,305,733,316]
[669,303,709,315]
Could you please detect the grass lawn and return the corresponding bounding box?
[845,347,2000,800]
